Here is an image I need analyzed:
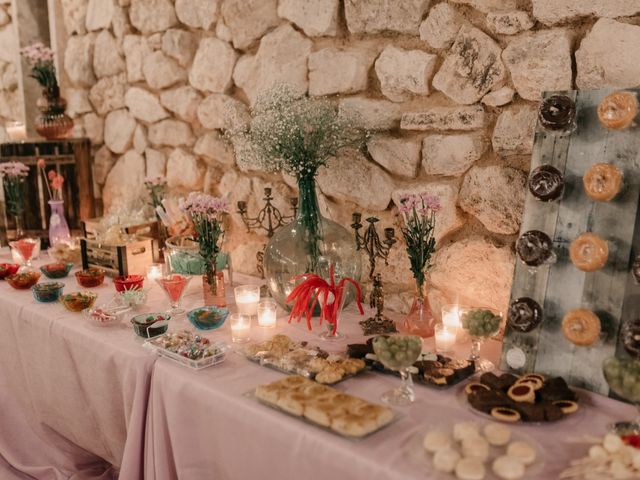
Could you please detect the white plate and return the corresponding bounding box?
[405,421,546,480]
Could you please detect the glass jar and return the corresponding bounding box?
[263,176,361,311]
[165,235,229,277]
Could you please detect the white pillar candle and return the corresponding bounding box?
[442,304,462,330]
[234,285,260,316]
[5,122,26,141]
[230,313,251,343]
[146,264,164,281]
[257,299,277,328]
[435,324,456,354]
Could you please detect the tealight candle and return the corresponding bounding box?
[257,299,277,328]
[234,285,260,316]
[435,324,456,354]
[5,122,26,141]
[146,263,164,281]
[442,304,462,330]
[230,313,251,343]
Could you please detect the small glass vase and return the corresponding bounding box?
[48,199,71,246]
[12,214,25,240]
[403,280,436,338]
[319,291,348,341]
[35,87,74,140]
[203,271,226,307]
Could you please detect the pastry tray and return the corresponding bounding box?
[238,348,364,385]
[244,389,402,440]
[145,334,229,370]
[365,357,476,389]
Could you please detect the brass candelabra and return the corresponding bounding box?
[351,213,398,335]
[237,187,298,276]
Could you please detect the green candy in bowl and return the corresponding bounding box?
[603,357,640,435]
[373,335,423,406]
[187,306,229,331]
[461,308,502,372]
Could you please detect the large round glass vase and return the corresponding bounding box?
[263,177,361,311]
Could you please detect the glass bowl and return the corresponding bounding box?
[0,263,20,280]
[75,268,105,288]
[113,274,144,292]
[187,306,229,331]
[114,288,149,310]
[130,312,171,338]
[165,235,229,275]
[32,282,65,303]
[40,262,74,279]
[48,240,81,264]
[84,305,131,327]
[7,271,41,290]
[60,291,98,312]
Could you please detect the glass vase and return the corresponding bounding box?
[202,271,226,307]
[12,214,25,240]
[402,279,436,338]
[48,199,71,246]
[263,176,361,311]
[35,87,74,140]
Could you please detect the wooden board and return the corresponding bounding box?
[500,89,640,395]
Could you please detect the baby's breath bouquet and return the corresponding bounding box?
[230,85,367,272]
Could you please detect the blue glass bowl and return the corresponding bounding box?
[32,282,65,303]
[187,306,229,331]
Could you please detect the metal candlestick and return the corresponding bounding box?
[351,213,398,335]
[237,187,298,276]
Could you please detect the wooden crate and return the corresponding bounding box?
[80,237,154,277]
[500,88,640,396]
[82,218,164,263]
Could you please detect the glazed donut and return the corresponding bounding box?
[570,233,609,272]
[562,309,601,347]
[597,91,638,130]
[508,297,543,333]
[516,230,555,267]
[539,95,576,132]
[583,163,623,202]
[528,165,565,202]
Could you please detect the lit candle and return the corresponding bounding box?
[442,304,462,330]
[230,313,251,343]
[257,299,277,328]
[5,122,26,141]
[146,264,164,281]
[435,324,457,354]
[234,285,260,316]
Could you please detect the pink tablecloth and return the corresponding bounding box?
[144,274,636,480]
[0,250,157,479]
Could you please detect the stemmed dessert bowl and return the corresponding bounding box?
[10,238,38,272]
[461,308,503,372]
[603,357,640,435]
[156,273,192,315]
[372,335,423,406]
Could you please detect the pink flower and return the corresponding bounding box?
[37,158,45,169]
[48,170,57,181]
[52,175,64,190]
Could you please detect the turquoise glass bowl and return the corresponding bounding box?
[187,306,229,331]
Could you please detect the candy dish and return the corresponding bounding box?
[405,418,545,479]
[84,305,131,326]
[32,282,65,303]
[145,330,228,369]
[130,312,170,339]
[187,306,229,330]
[75,268,105,288]
[462,372,580,424]
[48,241,81,264]
[113,288,148,310]
[113,274,144,292]
[0,263,19,280]
[61,291,98,312]
[40,262,74,279]
[7,271,41,290]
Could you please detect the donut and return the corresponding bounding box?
[570,233,609,272]
[562,309,601,346]
[516,230,555,267]
[508,297,543,333]
[597,91,638,130]
[539,94,576,132]
[583,163,623,202]
[528,165,565,202]
[620,319,640,359]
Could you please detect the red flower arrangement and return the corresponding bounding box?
[37,158,64,200]
[285,265,363,335]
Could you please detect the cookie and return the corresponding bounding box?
[461,436,490,462]
[562,309,601,346]
[507,441,536,465]
[553,400,579,414]
[453,421,480,441]
[423,430,452,453]
[570,233,609,272]
[455,458,486,480]
[508,384,535,403]
[483,423,512,446]
[433,448,461,474]
[492,455,526,480]
[491,407,522,423]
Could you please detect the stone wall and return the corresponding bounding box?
[35,1,640,313]
[0,0,20,132]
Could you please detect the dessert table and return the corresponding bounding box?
[0,250,636,480]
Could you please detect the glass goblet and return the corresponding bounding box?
[156,274,192,315]
[603,357,640,435]
[372,335,423,406]
[10,238,38,272]
[461,308,503,372]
